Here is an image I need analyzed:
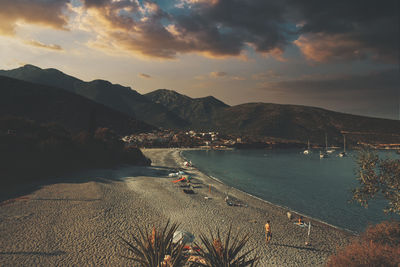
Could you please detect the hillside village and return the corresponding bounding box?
[122,129,400,151]
[122,129,309,149]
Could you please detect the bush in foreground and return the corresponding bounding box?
[121,220,186,267]
[121,222,258,267]
[192,226,259,267]
[327,221,400,267]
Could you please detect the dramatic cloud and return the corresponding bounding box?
[1,0,397,63]
[78,0,398,62]
[24,40,63,51]
[292,0,399,63]
[0,0,71,35]
[75,0,289,59]
[259,69,399,119]
[138,73,151,79]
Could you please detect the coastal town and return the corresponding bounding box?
[121,129,400,151]
[121,129,305,149]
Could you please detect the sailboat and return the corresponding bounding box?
[320,134,329,158]
[326,135,335,154]
[303,140,311,154]
[339,135,347,157]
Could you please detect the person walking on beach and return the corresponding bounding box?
[265,220,272,245]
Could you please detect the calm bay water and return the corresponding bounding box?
[182,149,399,233]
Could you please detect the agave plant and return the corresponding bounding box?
[120,220,187,267]
[192,225,259,267]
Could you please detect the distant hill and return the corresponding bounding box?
[145,90,400,145]
[0,65,188,129]
[145,89,229,128]
[213,103,400,145]
[0,76,154,135]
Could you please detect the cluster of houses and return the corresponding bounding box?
[121,129,307,149]
[121,129,242,149]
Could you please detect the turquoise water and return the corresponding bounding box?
[182,149,399,233]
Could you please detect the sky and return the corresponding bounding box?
[0,0,399,120]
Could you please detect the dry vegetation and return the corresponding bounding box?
[327,221,400,267]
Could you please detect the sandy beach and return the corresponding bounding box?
[0,148,353,266]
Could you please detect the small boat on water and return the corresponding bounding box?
[326,148,335,154]
[339,135,347,157]
[325,135,335,154]
[303,140,311,155]
[320,151,329,158]
[320,134,329,158]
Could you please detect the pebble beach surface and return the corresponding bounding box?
[0,148,353,266]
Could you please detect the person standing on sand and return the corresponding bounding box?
[265,220,272,245]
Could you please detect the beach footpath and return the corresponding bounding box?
[0,148,352,266]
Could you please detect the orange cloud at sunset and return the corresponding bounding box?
[0,0,70,36]
[294,33,366,63]
[24,40,63,51]
[138,73,151,79]
[210,71,227,78]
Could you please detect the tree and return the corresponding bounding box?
[353,149,400,215]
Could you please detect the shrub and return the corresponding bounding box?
[327,221,400,267]
[192,225,259,267]
[120,220,186,267]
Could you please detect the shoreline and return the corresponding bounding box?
[179,149,357,235]
[140,148,353,265]
[0,148,353,266]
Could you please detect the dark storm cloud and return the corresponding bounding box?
[172,0,289,57]
[291,0,399,63]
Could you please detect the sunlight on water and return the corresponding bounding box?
[183,149,399,233]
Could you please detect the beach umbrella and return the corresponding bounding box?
[173,230,195,244]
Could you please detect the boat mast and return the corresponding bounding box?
[325,133,328,151]
[344,135,346,153]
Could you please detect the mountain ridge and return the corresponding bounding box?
[145,88,229,128]
[2,64,400,145]
[0,65,188,129]
[0,75,154,135]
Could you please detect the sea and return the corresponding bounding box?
[182,149,399,233]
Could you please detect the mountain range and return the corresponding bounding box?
[1,64,400,145]
[0,65,187,129]
[0,75,154,135]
